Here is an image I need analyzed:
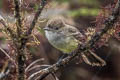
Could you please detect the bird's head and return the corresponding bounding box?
[44,17,65,32]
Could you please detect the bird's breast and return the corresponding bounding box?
[45,31,79,53]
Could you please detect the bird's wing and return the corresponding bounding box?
[60,24,84,42]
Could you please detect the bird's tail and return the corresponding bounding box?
[81,50,106,66]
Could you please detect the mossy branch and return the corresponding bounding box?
[0,15,16,39]
[12,0,47,80]
[13,0,22,37]
[20,0,47,49]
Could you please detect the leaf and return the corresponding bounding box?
[37,27,45,35]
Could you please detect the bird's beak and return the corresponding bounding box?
[43,27,50,31]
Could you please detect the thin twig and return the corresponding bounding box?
[29,0,120,80]
[25,58,44,72]
[0,15,16,38]
[0,47,16,66]
[26,0,47,36]
[28,68,49,80]
[27,65,50,72]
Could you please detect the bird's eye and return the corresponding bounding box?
[48,25,51,28]
[55,27,59,30]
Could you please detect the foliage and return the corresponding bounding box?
[0,0,2,8]
[68,8,99,17]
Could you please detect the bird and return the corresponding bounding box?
[44,16,106,66]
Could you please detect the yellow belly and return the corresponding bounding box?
[45,31,79,53]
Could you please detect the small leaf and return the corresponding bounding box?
[37,27,45,35]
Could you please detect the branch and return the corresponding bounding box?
[25,58,44,72]
[20,0,47,49]
[14,1,47,80]
[27,65,50,73]
[26,0,47,36]
[0,47,16,66]
[0,60,10,80]
[13,0,22,36]
[0,15,16,38]
[29,0,120,80]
